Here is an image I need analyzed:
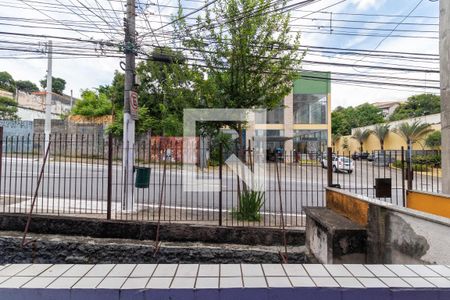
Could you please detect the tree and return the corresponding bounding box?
[351,129,372,152]
[0,96,19,120]
[332,103,384,136]
[342,137,349,151]
[71,89,112,117]
[40,76,66,94]
[0,71,15,93]
[394,121,433,149]
[425,130,441,150]
[372,124,390,150]
[331,134,341,151]
[174,0,303,151]
[389,94,441,121]
[15,80,39,93]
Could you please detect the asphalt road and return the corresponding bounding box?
[0,157,441,216]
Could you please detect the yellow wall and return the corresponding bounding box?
[334,124,440,153]
[407,190,450,219]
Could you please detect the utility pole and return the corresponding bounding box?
[44,40,52,153]
[440,0,450,194]
[123,0,137,210]
[70,89,73,108]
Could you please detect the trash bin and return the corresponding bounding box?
[134,166,151,188]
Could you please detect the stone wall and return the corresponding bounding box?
[0,213,305,247]
[0,231,306,264]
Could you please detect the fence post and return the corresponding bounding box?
[406,146,413,191]
[107,133,113,220]
[401,146,406,207]
[219,142,223,226]
[327,147,333,187]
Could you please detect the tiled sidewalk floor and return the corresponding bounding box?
[0,263,449,299]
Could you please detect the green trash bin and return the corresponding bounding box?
[134,166,151,188]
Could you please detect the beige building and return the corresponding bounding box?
[250,71,332,156]
[335,113,441,154]
[372,100,402,119]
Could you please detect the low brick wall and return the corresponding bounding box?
[0,213,305,246]
[407,190,450,219]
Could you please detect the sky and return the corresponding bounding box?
[0,0,441,109]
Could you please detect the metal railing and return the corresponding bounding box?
[0,130,443,228]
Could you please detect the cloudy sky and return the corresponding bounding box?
[0,0,440,109]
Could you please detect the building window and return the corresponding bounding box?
[266,106,284,124]
[294,130,327,154]
[293,94,327,124]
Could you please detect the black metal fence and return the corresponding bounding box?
[0,131,443,228]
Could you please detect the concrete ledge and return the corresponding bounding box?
[305,208,366,264]
[0,214,304,246]
[0,264,449,300]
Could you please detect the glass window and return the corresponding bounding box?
[266,107,284,124]
[294,130,327,154]
[293,94,327,124]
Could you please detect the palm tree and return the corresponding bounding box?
[394,121,433,150]
[351,129,372,152]
[331,134,341,151]
[373,124,390,150]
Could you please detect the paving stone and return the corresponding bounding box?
[220,277,243,288]
[62,265,94,277]
[262,264,286,277]
[107,264,136,277]
[424,277,450,288]
[364,265,396,277]
[130,264,157,277]
[0,276,32,288]
[0,264,31,277]
[283,264,308,277]
[21,277,55,288]
[385,265,418,277]
[175,264,198,277]
[379,277,411,288]
[324,265,352,277]
[84,264,115,277]
[220,264,241,277]
[121,277,150,289]
[304,265,330,277]
[40,265,73,277]
[344,264,374,277]
[198,265,219,277]
[97,277,127,289]
[427,265,450,277]
[406,265,440,277]
[72,277,104,289]
[196,277,219,289]
[146,277,172,289]
[171,277,196,289]
[289,276,315,287]
[266,276,291,287]
[152,264,178,277]
[357,277,387,288]
[16,264,52,277]
[334,277,363,288]
[243,277,267,288]
[311,277,339,287]
[403,277,435,288]
[241,264,264,277]
[47,277,80,289]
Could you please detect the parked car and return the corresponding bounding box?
[367,153,374,161]
[322,156,354,173]
[373,153,395,167]
[352,152,369,160]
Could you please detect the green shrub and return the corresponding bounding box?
[412,154,441,167]
[392,160,431,172]
[233,190,264,222]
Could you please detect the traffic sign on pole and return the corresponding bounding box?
[130,91,138,120]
